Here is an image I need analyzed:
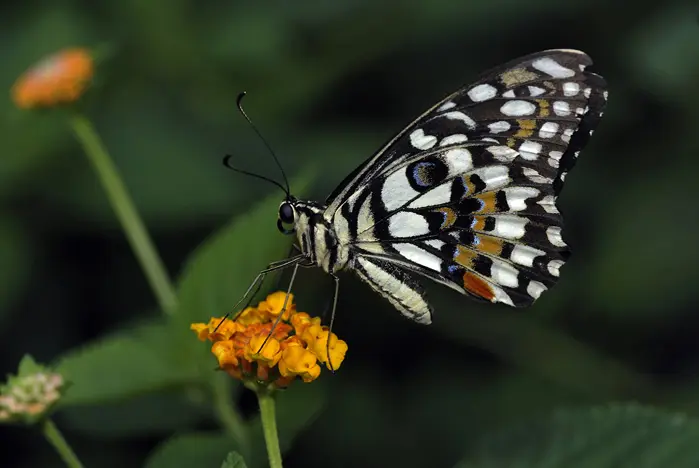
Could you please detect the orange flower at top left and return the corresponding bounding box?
[11,48,94,110]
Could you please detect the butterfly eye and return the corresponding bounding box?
[277,203,296,234]
[278,202,295,224]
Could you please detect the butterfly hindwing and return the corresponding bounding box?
[329,49,606,308]
[354,255,433,324]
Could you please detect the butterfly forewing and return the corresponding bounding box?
[326,49,607,313]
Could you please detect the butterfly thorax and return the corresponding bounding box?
[293,200,350,274]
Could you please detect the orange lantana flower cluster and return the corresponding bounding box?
[191,292,348,389]
[11,48,94,109]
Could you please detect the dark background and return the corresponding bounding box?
[1,1,698,467]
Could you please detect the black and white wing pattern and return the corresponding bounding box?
[326,49,607,323]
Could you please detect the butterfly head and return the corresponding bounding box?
[277,197,298,235]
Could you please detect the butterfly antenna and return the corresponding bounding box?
[236,91,291,196]
[223,155,289,195]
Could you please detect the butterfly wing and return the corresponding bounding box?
[325,49,606,216]
[328,49,606,312]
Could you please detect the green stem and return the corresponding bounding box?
[42,419,84,468]
[68,113,177,316]
[212,376,249,449]
[257,388,283,468]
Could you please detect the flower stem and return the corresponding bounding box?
[42,419,84,468]
[257,388,283,468]
[68,113,177,316]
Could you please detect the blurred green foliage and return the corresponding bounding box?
[1,1,699,467]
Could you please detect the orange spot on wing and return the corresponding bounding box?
[454,245,477,268]
[515,119,536,138]
[436,207,457,229]
[475,193,497,214]
[463,272,496,301]
[472,216,487,231]
[462,176,477,195]
[475,235,504,255]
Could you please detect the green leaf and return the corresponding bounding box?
[16,354,44,376]
[56,319,199,405]
[456,404,699,468]
[221,452,248,468]
[59,390,210,437]
[175,167,316,328]
[145,432,237,468]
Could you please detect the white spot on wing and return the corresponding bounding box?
[527,280,547,299]
[528,86,546,96]
[445,111,476,129]
[410,129,437,150]
[510,244,546,268]
[538,195,559,214]
[488,121,511,133]
[468,84,497,102]
[504,187,539,211]
[546,226,566,247]
[563,82,580,96]
[553,101,571,117]
[487,146,518,162]
[492,284,515,306]
[547,259,564,277]
[394,243,441,272]
[439,134,468,146]
[478,166,511,190]
[561,128,574,143]
[519,141,542,160]
[500,100,536,116]
[437,101,457,111]
[532,57,575,78]
[539,122,558,139]
[388,212,430,237]
[490,260,520,287]
[444,148,473,175]
[502,90,516,98]
[522,168,553,184]
[408,182,451,209]
[490,215,528,239]
[382,170,419,211]
[424,239,445,249]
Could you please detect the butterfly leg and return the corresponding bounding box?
[257,261,301,352]
[214,254,305,331]
[326,273,340,373]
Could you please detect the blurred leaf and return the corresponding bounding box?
[59,390,209,437]
[430,292,653,399]
[627,5,699,104]
[457,404,699,468]
[586,162,699,318]
[52,91,255,225]
[221,452,248,468]
[145,432,237,468]
[56,319,199,405]
[175,167,316,327]
[247,382,327,467]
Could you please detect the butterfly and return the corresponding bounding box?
[229,49,607,329]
